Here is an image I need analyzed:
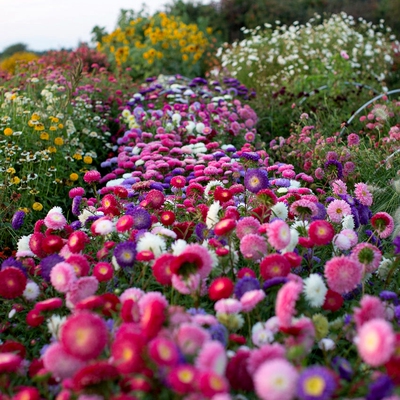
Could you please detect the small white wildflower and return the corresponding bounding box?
[8,309,16,319]
[377,257,393,280]
[281,228,299,253]
[318,338,336,351]
[111,255,120,271]
[342,214,355,230]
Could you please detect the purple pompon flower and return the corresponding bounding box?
[366,375,394,400]
[11,210,25,230]
[274,178,291,187]
[393,235,400,255]
[324,160,343,179]
[244,168,269,193]
[114,241,137,268]
[208,323,228,347]
[240,152,260,162]
[40,254,65,282]
[263,277,288,292]
[71,196,82,216]
[297,366,336,400]
[234,277,261,299]
[331,357,353,381]
[125,206,151,230]
[312,202,327,221]
[357,204,372,225]
[195,223,207,241]
[379,291,398,303]
[70,220,82,230]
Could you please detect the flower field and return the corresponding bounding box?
[1,10,400,400]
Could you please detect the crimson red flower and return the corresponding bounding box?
[102,193,118,210]
[226,350,254,391]
[111,332,146,374]
[0,340,26,358]
[152,254,175,285]
[0,352,22,373]
[145,189,165,208]
[170,252,202,278]
[214,186,233,203]
[42,235,64,254]
[34,297,63,312]
[29,232,47,258]
[256,188,278,206]
[75,295,105,312]
[100,292,120,317]
[72,361,119,391]
[322,289,344,312]
[283,252,303,268]
[308,220,335,246]
[259,254,291,280]
[66,254,90,277]
[13,386,40,400]
[208,277,234,301]
[0,267,27,299]
[93,262,113,282]
[160,211,176,226]
[26,309,45,327]
[237,268,257,279]
[141,297,166,339]
[214,218,236,236]
[114,186,128,198]
[67,231,89,253]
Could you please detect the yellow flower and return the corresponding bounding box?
[73,153,83,160]
[50,116,59,123]
[6,167,16,174]
[49,126,57,131]
[206,27,213,34]
[182,54,189,62]
[54,137,64,146]
[58,123,64,129]
[31,113,40,121]
[40,132,49,140]
[34,123,45,131]
[3,127,13,136]
[32,202,43,211]
[83,156,93,164]
[11,176,21,185]
[70,173,79,181]
[48,146,57,153]
[20,207,29,213]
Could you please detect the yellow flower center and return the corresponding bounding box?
[304,376,325,396]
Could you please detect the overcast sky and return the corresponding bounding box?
[0,0,171,52]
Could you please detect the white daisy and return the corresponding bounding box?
[270,201,289,220]
[206,201,221,228]
[136,232,166,258]
[303,273,328,308]
[23,281,40,301]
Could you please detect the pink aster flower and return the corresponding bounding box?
[340,229,358,247]
[50,262,77,293]
[356,318,395,367]
[371,212,394,239]
[120,287,145,304]
[69,187,85,198]
[354,183,373,206]
[195,340,227,375]
[171,273,202,295]
[247,343,286,375]
[267,219,291,250]
[148,337,180,367]
[275,280,303,328]
[240,234,267,261]
[333,233,352,251]
[43,342,86,379]
[91,217,114,236]
[115,215,134,233]
[214,298,243,314]
[254,358,298,400]
[308,220,335,246]
[180,244,213,279]
[290,199,319,219]
[176,323,210,356]
[240,289,266,312]
[347,133,360,146]
[236,217,261,240]
[44,211,67,230]
[65,276,99,308]
[332,179,347,196]
[353,295,386,329]
[83,170,101,183]
[326,199,352,223]
[60,311,108,361]
[324,256,362,294]
[351,242,382,273]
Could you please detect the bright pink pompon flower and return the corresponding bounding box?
[353,295,386,329]
[236,217,261,240]
[83,170,101,183]
[324,256,362,294]
[215,298,243,314]
[370,212,394,239]
[68,187,85,199]
[326,199,352,223]
[44,211,67,230]
[240,289,266,312]
[354,182,373,206]
[50,262,77,293]
[267,219,291,250]
[275,280,303,328]
[356,318,395,367]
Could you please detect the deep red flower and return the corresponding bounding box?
[214,218,236,236]
[0,267,27,299]
[152,254,174,285]
[259,254,291,280]
[208,277,234,301]
[42,235,64,254]
[322,289,344,312]
[145,189,165,208]
[100,292,120,317]
[72,361,119,391]
[0,340,26,358]
[170,252,202,277]
[226,350,253,391]
[160,211,176,226]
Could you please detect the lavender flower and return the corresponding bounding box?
[208,323,228,347]
[40,254,65,282]
[126,206,151,230]
[114,241,137,268]
[244,168,269,193]
[11,210,25,230]
[297,366,336,400]
[366,375,394,400]
[234,277,261,299]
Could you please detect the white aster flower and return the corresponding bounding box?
[47,315,67,339]
[23,281,40,301]
[281,228,299,253]
[16,234,34,257]
[303,273,328,308]
[341,214,355,230]
[171,239,188,255]
[318,338,336,351]
[136,232,166,258]
[206,201,221,229]
[270,202,288,220]
[204,180,224,200]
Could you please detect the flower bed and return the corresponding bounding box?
[1,73,400,400]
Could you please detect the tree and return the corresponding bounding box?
[0,43,28,59]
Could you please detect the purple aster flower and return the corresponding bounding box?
[234,277,261,299]
[331,357,353,381]
[195,223,207,241]
[366,375,394,400]
[40,254,65,282]
[150,183,165,191]
[125,206,151,230]
[208,323,228,347]
[379,290,398,303]
[312,202,327,221]
[70,220,82,230]
[71,196,82,216]
[263,277,288,292]
[297,366,336,400]
[350,205,360,229]
[357,204,372,225]
[324,160,343,179]
[393,235,400,255]
[394,305,400,322]
[274,178,291,187]
[244,168,269,193]
[11,210,25,230]
[114,241,137,268]
[240,152,260,161]
[187,308,207,316]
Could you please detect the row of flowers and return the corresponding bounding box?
[1,72,400,399]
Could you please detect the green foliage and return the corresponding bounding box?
[0,43,28,59]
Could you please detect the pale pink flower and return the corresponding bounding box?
[356,318,395,367]
[351,243,382,273]
[327,199,352,223]
[195,340,227,375]
[267,219,291,250]
[332,179,347,196]
[240,234,267,261]
[324,256,362,294]
[214,298,243,314]
[275,281,303,328]
[247,343,286,375]
[354,183,373,206]
[44,212,67,230]
[240,290,266,312]
[50,262,77,293]
[176,323,210,356]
